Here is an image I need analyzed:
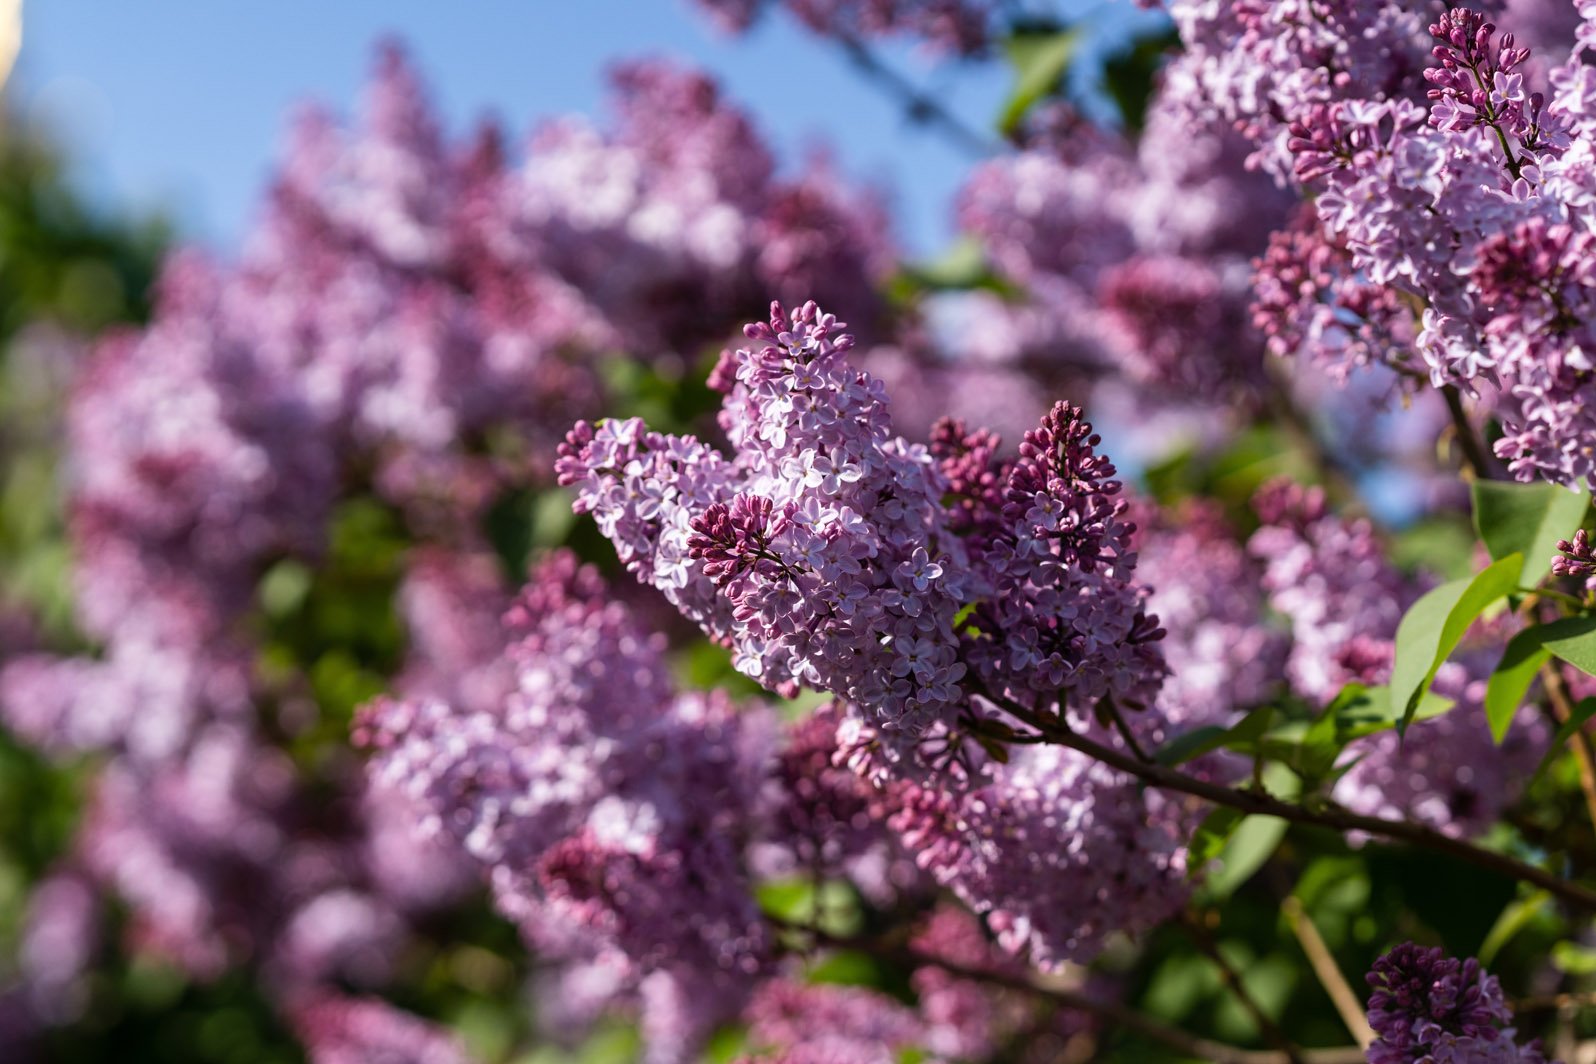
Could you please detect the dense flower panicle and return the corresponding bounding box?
[738,980,930,1064]
[1096,253,1262,400]
[16,869,99,1026]
[292,996,474,1064]
[561,300,972,740]
[1365,943,1550,1063]
[1234,0,1596,488]
[1251,207,1416,378]
[512,60,894,355]
[890,740,1193,969]
[1134,501,1288,740]
[1162,0,1435,181]
[762,701,896,877]
[908,907,1051,1060]
[360,551,773,1002]
[78,727,417,989]
[393,548,516,715]
[1250,481,1410,703]
[1425,8,1540,140]
[563,301,1166,745]
[966,403,1166,717]
[956,105,1291,412]
[0,632,253,763]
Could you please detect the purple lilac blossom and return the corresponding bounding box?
[1365,943,1552,1063]
[559,302,1166,753]
[358,552,775,1056]
[1163,0,1596,492]
[291,995,474,1064]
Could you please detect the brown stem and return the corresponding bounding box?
[972,689,1596,913]
[1281,896,1376,1049]
[834,33,1003,158]
[772,918,1365,1064]
[1542,662,1596,834]
[1179,913,1306,1064]
[1515,990,1596,1013]
[1441,384,1495,479]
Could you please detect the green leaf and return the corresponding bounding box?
[998,29,1079,135]
[1539,615,1596,677]
[1201,815,1288,901]
[1156,705,1273,766]
[1478,891,1551,966]
[1390,554,1522,731]
[1485,627,1553,742]
[1099,27,1178,134]
[887,237,1013,302]
[1328,683,1453,742]
[1188,806,1244,872]
[1534,696,1596,781]
[1471,479,1589,586]
[1552,941,1596,976]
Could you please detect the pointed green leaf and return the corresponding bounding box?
[1328,683,1453,743]
[1156,705,1273,766]
[1485,627,1553,742]
[998,29,1079,135]
[1540,616,1596,677]
[1201,815,1288,901]
[1390,554,1523,730]
[1471,480,1589,585]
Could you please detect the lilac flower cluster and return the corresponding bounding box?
[0,43,918,1060]
[1366,943,1552,1063]
[559,302,1168,753]
[889,740,1195,969]
[955,97,1294,412]
[360,552,775,1057]
[560,301,973,741]
[291,995,472,1064]
[1184,0,1596,487]
[1161,0,1435,182]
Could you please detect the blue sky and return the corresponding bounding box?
[15,1,1025,256]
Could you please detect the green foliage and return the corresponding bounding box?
[997,26,1080,137]
[1535,697,1596,780]
[1389,554,1520,731]
[1485,627,1553,742]
[1536,615,1596,677]
[1099,27,1179,134]
[886,236,1016,305]
[1470,479,1590,586]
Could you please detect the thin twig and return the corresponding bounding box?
[1515,990,1596,1013]
[835,32,1005,158]
[772,918,1365,1064]
[1281,896,1376,1049]
[968,687,1596,913]
[1441,383,1495,480]
[1179,913,1306,1064]
[1541,662,1596,834]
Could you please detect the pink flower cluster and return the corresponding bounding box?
[558,301,1166,748]
[1175,0,1596,487]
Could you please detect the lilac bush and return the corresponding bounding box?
[9,2,1596,1062]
